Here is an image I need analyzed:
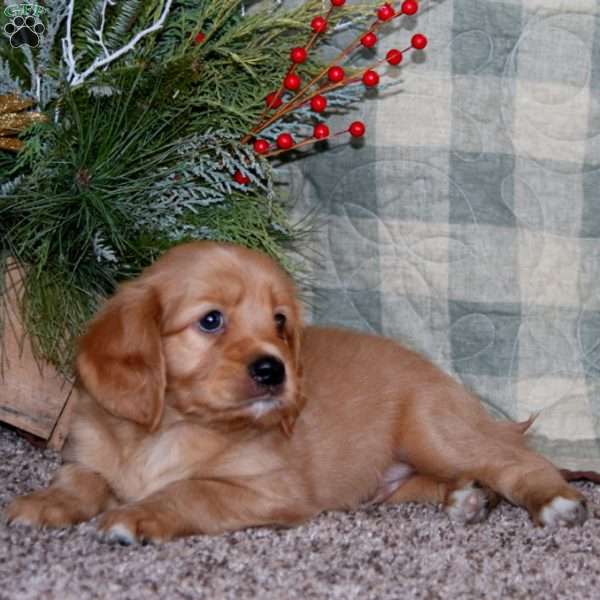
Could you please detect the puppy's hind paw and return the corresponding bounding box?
[538,496,587,527]
[104,522,138,546]
[98,503,180,544]
[444,482,496,525]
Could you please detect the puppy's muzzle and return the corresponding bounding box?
[248,355,286,388]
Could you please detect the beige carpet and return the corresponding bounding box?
[2,426,600,600]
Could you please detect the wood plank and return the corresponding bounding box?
[0,260,73,445]
[47,386,77,450]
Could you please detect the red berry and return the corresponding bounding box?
[313,123,330,139]
[284,73,301,91]
[311,16,328,33]
[349,121,366,137]
[310,95,327,112]
[194,32,205,44]
[362,69,380,87]
[233,170,250,185]
[276,133,294,150]
[253,139,270,154]
[331,0,346,5]
[386,48,403,65]
[265,92,283,109]
[402,0,418,15]
[377,3,395,20]
[290,47,308,64]
[411,33,428,49]
[361,32,378,48]
[327,66,345,82]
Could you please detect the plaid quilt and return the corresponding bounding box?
[286,0,600,471]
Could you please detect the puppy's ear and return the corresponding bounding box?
[281,298,305,437]
[76,282,166,431]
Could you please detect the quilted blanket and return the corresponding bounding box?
[286,0,600,471]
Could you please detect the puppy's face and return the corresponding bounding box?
[76,242,303,432]
[159,243,302,427]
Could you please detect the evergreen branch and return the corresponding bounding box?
[0,175,24,197]
[103,0,143,53]
[0,0,386,373]
[0,58,23,96]
[37,1,70,107]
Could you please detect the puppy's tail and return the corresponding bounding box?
[498,413,538,437]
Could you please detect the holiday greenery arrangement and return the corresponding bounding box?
[0,0,427,374]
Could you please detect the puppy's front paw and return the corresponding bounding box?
[538,495,587,527]
[5,490,84,528]
[99,504,179,544]
[444,482,497,525]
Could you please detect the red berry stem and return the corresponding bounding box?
[298,0,422,94]
[241,2,427,149]
[287,18,383,106]
[263,136,320,158]
[363,40,424,71]
[241,5,336,145]
[394,0,419,20]
[262,125,359,159]
[255,68,375,141]
[303,75,362,100]
[300,35,428,97]
[242,10,385,143]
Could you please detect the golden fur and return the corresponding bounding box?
[6,241,587,541]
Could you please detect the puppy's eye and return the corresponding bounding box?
[274,313,287,332]
[198,310,224,333]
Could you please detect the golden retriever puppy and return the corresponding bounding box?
[5,241,587,542]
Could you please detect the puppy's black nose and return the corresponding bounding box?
[248,355,286,387]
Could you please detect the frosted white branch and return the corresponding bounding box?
[92,231,118,263]
[62,0,173,87]
[61,0,77,83]
[92,0,116,58]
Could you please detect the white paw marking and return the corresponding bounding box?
[106,523,136,545]
[7,515,35,527]
[445,483,489,524]
[539,496,587,527]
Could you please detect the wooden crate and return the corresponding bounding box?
[0,261,76,449]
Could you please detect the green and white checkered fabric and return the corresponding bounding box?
[288,0,600,471]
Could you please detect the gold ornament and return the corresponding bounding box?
[0,93,48,152]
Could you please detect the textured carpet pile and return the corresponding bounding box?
[2,426,600,599]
